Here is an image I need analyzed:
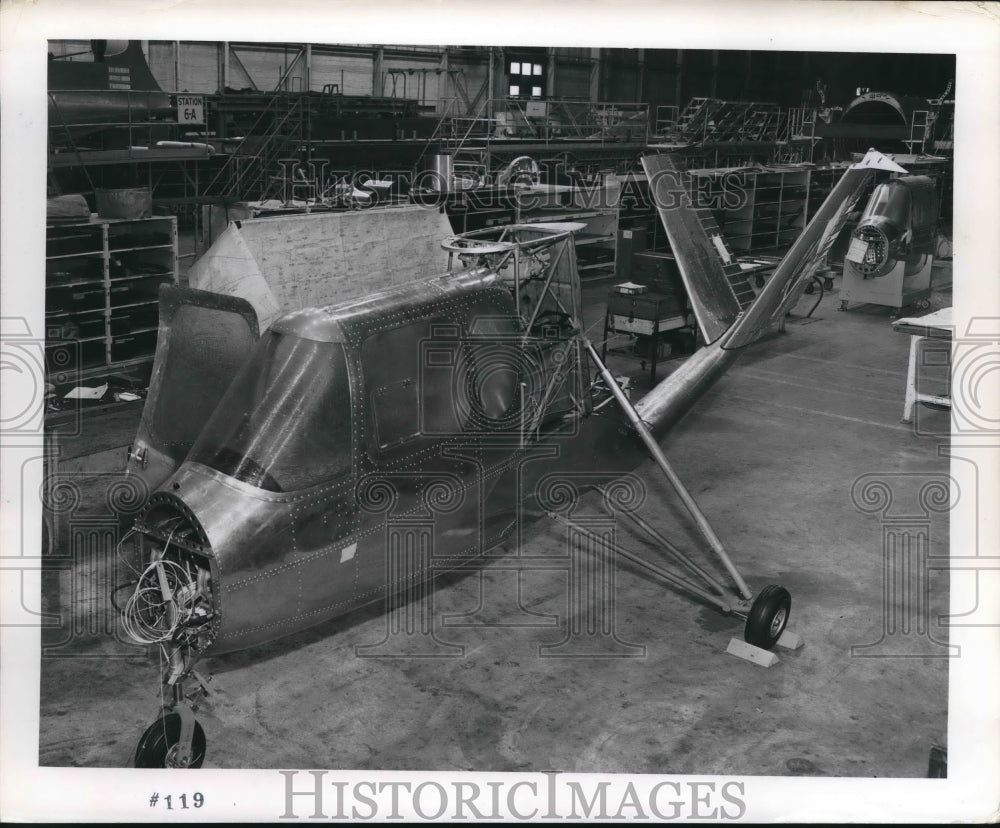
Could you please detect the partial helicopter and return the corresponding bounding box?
[119,149,906,768]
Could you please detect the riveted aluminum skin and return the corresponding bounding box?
[132,263,627,653]
[126,152,891,658]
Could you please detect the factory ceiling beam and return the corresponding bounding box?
[449,70,476,116]
[463,70,489,117]
[257,42,448,61]
[226,44,259,91]
[273,46,306,92]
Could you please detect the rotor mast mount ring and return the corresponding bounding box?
[441,236,517,256]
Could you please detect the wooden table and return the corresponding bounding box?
[892,306,952,424]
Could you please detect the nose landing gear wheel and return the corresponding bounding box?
[743,585,791,650]
[134,712,206,768]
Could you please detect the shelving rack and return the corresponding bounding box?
[681,163,851,255]
[45,215,178,384]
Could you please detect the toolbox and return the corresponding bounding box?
[602,287,694,383]
[607,290,688,335]
[632,250,684,295]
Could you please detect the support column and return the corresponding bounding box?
[488,46,505,123]
[438,48,449,116]
[589,47,601,102]
[221,41,230,92]
[636,48,645,102]
[373,46,384,97]
[674,49,684,107]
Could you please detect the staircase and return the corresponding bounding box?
[413,95,494,187]
[678,98,724,142]
[676,97,714,132]
[740,103,782,142]
[206,94,308,203]
[706,102,753,141]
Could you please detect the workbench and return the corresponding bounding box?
[601,289,694,383]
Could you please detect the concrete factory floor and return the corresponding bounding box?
[38,262,953,776]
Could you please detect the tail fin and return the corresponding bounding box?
[640,153,757,344]
[722,149,907,349]
[640,149,907,351]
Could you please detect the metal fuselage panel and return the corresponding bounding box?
[148,269,607,654]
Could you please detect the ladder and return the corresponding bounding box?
[413,95,493,183]
[742,103,782,142]
[206,93,308,203]
[677,97,713,132]
[905,110,931,155]
[707,101,752,141]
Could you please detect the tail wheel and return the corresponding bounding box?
[743,585,791,650]
[134,712,206,768]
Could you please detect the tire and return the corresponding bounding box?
[134,712,206,768]
[743,585,791,650]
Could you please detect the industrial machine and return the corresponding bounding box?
[840,174,939,313]
[118,150,902,768]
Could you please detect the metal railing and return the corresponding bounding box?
[204,93,307,202]
[654,98,817,149]
[416,96,650,179]
[653,105,680,137]
[48,89,178,157]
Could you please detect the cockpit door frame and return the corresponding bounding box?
[126,285,260,498]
